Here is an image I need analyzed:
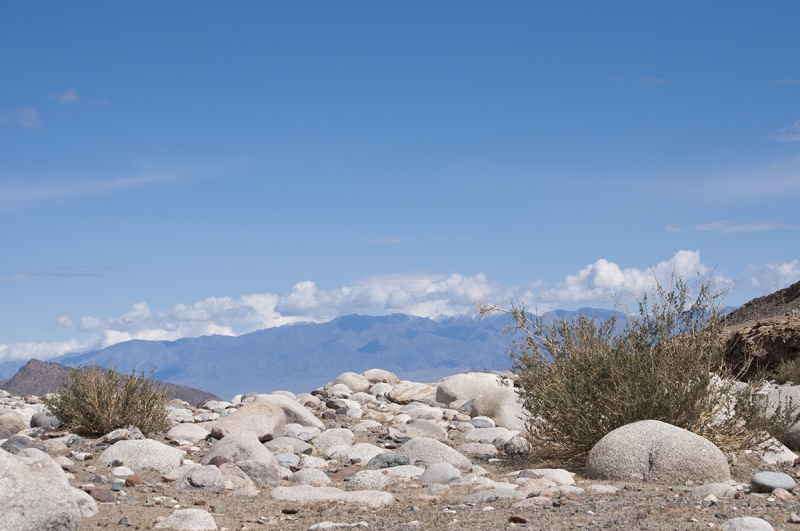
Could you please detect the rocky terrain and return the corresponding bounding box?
[722,280,800,379]
[4,368,800,531]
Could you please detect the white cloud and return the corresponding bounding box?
[16,108,41,128]
[0,170,183,209]
[538,250,730,305]
[746,260,800,293]
[59,90,80,104]
[695,220,799,233]
[774,120,800,142]
[0,336,101,364]
[0,251,756,364]
[774,79,798,85]
[56,315,73,328]
[665,225,682,232]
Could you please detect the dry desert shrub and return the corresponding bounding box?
[43,365,169,436]
[479,275,798,457]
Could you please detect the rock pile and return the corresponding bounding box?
[2,371,800,530]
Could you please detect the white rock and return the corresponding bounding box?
[100,439,184,473]
[153,508,217,530]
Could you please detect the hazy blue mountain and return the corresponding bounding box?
[0,309,625,400]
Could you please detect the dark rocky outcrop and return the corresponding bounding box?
[722,280,800,379]
[0,359,219,406]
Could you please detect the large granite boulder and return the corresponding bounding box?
[253,394,324,430]
[210,402,285,442]
[470,385,526,431]
[585,420,730,484]
[396,437,472,472]
[0,449,82,531]
[436,373,502,404]
[100,439,184,473]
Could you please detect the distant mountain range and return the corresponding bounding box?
[0,309,625,400]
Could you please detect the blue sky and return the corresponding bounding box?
[1,2,798,362]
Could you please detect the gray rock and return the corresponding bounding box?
[387,382,436,404]
[100,439,184,473]
[751,471,797,493]
[464,427,516,444]
[31,411,60,428]
[720,517,775,531]
[166,424,210,444]
[0,449,82,531]
[331,443,386,463]
[210,402,286,442]
[263,436,313,455]
[458,443,497,456]
[285,423,322,442]
[71,487,98,518]
[236,459,281,487]
[153,508,217,530]
[1,434,49,454]
[396,437,472,472]
[691,483,738,499]
[177,465,225,493]
[102,427,145,444]
[504,436,532,455]
[202,432,278,466]
[289,468,332,486]
[469,416,496,429]
[405,419,448,441]
[418,462,463,484]
[585,420,730,484]
[586,484,619,495]
[312,428,354,454]
[276,452,300,468]
[254,395,325,430]
[366,452,410,469]
[362,369,400,385]
[471,386,526,431]
[333,372,371,393]
[348,469,391,490]
[367,383,394,397]
[218,463,255,490]
[0,411,28,434]
[436,373,501,404]
[462,488,527,504]
[384,465,425,478]
[270,485,395,508]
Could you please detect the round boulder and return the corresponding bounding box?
[333,372,371,393]
[436,373,502,404]
[396,437,472,472]
[210,401,286,442]
[100,439,184,473]
[362,369,400,385]
[585,420,730,484]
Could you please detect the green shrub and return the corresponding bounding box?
[43,365,169,436]
[774,357,800,385]
[479,276,797,456]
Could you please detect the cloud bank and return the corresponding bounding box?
[2,251,798,364]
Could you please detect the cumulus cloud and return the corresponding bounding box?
[695,220,799,233]
[746,260,800,293]
[537,250,730,305]
[0,336,102,364]
[16,108,41,128]
[1,250,778,364]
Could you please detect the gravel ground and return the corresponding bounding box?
[62,426,800,531]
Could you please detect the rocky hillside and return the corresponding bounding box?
[722,280,800,378]
[0,359,219,406]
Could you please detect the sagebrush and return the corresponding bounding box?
[43,365,169,436]
[479,275,798,456]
